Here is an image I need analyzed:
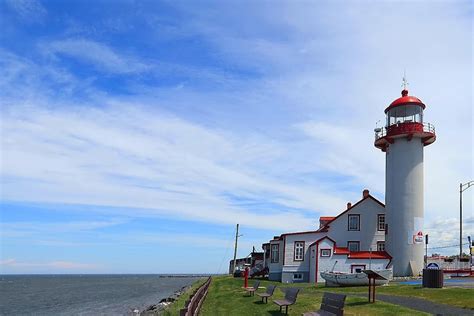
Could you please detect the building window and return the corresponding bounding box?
[320,249,331,257]
[377,241,385,251]
[351,265,366,273]
[294,241,305,261]
[271,244,279,263]
[348,214,360,231]
[377,214,385,231]
[293,273,303,280]
[348,241,360,252]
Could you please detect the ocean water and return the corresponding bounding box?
[0,275,202,315]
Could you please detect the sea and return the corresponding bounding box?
[0,274,203,315]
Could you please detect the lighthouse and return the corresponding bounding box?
[374,81,436,276]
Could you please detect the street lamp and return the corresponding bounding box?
[460,181,474,258]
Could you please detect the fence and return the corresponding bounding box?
[180,277,212,316]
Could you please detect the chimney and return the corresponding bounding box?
[347,202,352,209]
[363,189,370,198]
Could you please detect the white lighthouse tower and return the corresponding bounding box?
[374,81,436,276]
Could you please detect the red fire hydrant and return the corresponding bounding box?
[244,266,249,288]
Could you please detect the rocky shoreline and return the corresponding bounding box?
[136,284,191,315]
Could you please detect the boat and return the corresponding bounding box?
[320,269,392,287]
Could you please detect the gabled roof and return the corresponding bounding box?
[263,190,385,245]
[317,193,385,232]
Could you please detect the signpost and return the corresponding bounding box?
[363,270,388,303]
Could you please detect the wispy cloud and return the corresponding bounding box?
[42,39,150,74]
[4,0,46,23]
[0,0,472,273]
[0,258,98,270]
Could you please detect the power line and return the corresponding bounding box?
[428,242,469,250]
[216,232,235,275]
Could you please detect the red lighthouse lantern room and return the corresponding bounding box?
[374,88,436,152]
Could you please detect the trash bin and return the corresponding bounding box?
[422,268,443,288]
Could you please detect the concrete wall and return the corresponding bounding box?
[281,265,310,283]
[386,137,424,276]
[327,198,386,251]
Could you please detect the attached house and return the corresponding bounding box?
[262,189,392,283]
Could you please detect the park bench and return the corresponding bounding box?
[245,280,260,296]
[303,292,346,316]
[256,284,276,303]
[273,287,300,314]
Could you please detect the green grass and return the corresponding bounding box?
[318,282,474,309]
[200,276,431,316]
[161,278,208,316]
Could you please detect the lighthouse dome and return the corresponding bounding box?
[384,89,426,113]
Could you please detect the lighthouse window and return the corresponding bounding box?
[348,214,360,231]
[294,241,305,261]
[271,244,279,263]
[377,214,385,231]
[387,105,423,126]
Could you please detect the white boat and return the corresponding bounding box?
[320,269,392,287]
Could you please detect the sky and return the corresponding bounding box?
[0,0,472,274]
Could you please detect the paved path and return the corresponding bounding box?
[353,293,474,315]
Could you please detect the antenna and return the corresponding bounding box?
[402,70,409,90]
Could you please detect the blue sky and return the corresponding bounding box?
[1,0,472,274]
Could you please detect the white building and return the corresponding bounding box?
[261,87,436,282]
[263,189,391,283]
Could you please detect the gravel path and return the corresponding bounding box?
[353,293,474,315]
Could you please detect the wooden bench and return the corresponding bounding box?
[273,287,300,314]
[256,284,276,303]
[244,280,260,296]
[303,292,346,316]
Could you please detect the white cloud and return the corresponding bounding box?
[42,39,150,74]
[4,0,46,23]
[0,0,472,259]
[1,102,347,231]
[0,258,98,270]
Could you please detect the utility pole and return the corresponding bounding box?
[232,224,240,274]
[460,181,474,258]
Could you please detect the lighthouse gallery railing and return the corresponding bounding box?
[375,122,435,141]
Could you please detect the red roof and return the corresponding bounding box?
[384,89,426,113]
[320,216,335,221]
[334,247,350,254]
[348,251,392,259]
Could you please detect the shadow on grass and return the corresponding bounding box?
[252,300,267,305]
[267,311,285,316]
[346,301,372,307]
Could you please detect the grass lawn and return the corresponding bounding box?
[323,281,474,310]
[200,276,431,315]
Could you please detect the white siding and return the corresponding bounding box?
[309,239,390,283]
[326,198,385,251]
[283,232,323,268]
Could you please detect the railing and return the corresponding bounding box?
[180,277,212,316]
[375,122,435,140]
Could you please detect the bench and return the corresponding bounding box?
[256,284,276,303]
[303,292,346,316]
[244,280,260,296]
[273,287,300,314]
